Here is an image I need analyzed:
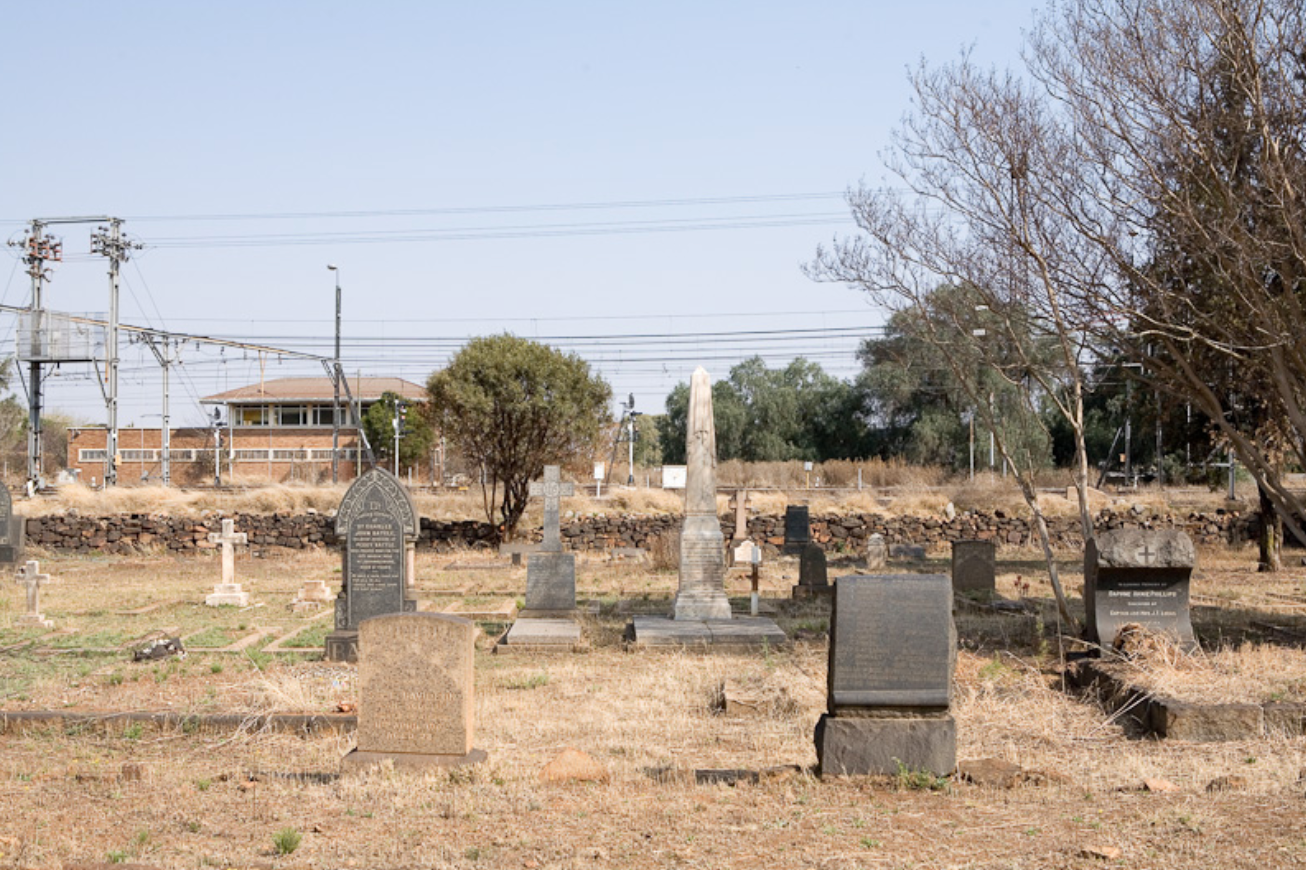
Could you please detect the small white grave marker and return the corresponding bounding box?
[14,560,53,629]
[205,518,251,607]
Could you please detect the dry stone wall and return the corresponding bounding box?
[23,507,1259,556]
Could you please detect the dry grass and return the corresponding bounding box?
[0,543,1304,868]
[1107,641,1306,705]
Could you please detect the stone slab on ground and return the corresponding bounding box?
[497,618,582,653]
[625,615,787,648]
[815,714,956,777]
[435,598,518,621]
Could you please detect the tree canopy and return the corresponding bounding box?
[426,334,612,539]
[361,391,435,473]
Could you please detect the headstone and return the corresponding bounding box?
[951,540,996,595]
[890,542,926,560]
[14,560,53,629]
[815,574,957,777]
[341,612,486,773]
[673,367,732,620]
[293,578,333,606]
[505,466,581,646]
[729,489,750,542]
[325,467,418,662]
[1084,529,1196,649]
[865,533,887,570]
[204,519,250,607]
[783,506,810,555]
[0,487,24,567]
[793,543,831,599]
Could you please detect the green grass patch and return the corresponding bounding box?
[285,622,331,648]
[47,630,128,650]
[185,626,239,648]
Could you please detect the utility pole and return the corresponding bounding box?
[327,264,341,484]
[90,219,140,488]
[11,222,60,491]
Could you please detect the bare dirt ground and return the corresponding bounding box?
[2,541,1305,869]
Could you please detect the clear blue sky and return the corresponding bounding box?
[0,1,1036,426]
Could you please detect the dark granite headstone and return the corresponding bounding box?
[783,506,810,555]
[0,486,24,567]
[951,540,996,594]
[1085,529,1195,650]
[816,574,956,777]
[325,468,417,662]
[792,543,831,599]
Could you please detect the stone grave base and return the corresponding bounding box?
[341,747,487,774]
[815,714,956,778]
[205,584,250,607]
[495,618,583,653]
[625,615,787,649]
[323,629,358,663]
[791,584,833,600]
[16,614,54,629]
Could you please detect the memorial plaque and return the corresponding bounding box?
[783,505,810,555]
[343,612,485,771]
[0,486,23,567]
[1085,529,1195,648]
[951,540,996,594]
[522,552,577,616]
[827,574,954,710]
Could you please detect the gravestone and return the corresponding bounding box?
[503,467,582,649]
[673,367,732,620]
[729,489,750,542]
[815,574,957,777]
[341,612,486,773]
[626,368,786,647]
[14,560,53,629]
[793,543,831,599]
[325,467,418,662]
[865,533,887,570]
[291,578,333,612]
[0,487,24,567]
[205,518,250,607]
[951,540,996,595]
[1084,529,1196,650]
[783,506,811,555]
[890,542,926,560]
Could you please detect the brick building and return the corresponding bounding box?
[66,376,438,486]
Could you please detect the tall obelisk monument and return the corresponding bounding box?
[673,367,732,620]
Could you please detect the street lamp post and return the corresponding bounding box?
[327,264,341,485]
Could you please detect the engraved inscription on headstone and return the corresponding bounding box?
[951,540,996,594]
[342,612,486,772]
[1085,529,1195,649]
[816,574,956,777]
[326,467,418,662]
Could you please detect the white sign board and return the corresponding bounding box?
[661,465,687,489]
[593,462,606,481]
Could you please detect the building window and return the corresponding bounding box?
[277,405,308,426]
[79,449,108,462]
[240,406,268,426]
[314,405,337,426]
[233,449,270,462]
[168,449,197,462]
[120,449,157,462]
[272,449,309,461]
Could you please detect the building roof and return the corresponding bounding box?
[201,377,426,405]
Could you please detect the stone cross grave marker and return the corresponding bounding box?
[729,489,750,542]
[783,505,810,555]
[951,540,996,595]
[518,466,579,620]
[0,486,23,567]
[528,465,575,552]
[815,574,957,777]
[325,467,418,662]
[1085,528,1196,650]
[205,519,250,607]
[342,612,486,773]
[14,560,53,629]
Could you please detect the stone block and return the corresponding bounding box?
[1148,698,1263,741]
[815,714,956,777]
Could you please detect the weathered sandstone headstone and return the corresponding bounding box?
[341,612,486,772]
[865,533,887,570]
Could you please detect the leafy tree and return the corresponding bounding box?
[426,334,612,539]
[362,391,435,473]
[657,358,870,464]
